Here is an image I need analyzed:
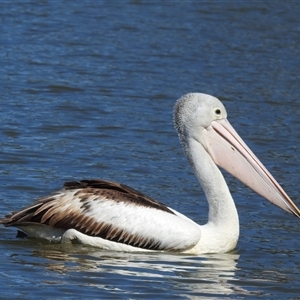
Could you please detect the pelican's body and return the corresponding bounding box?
[1,93,299,254]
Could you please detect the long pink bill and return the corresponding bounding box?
[202,118,300,217]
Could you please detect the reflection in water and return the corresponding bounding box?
[23,243,251,298]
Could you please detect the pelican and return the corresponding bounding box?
[1,93,299,254]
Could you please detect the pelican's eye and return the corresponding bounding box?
[214,108,222,116]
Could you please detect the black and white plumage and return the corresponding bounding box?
[1,93,299,254]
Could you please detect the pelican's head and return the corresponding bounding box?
[174,93,227,145]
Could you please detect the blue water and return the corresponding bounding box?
[0,1,300,298]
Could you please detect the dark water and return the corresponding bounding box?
[0,1,300,299]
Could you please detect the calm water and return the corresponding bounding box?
[1,1,300,299]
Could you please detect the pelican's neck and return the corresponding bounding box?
[184,138,239,228]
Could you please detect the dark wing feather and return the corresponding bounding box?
[64,179,174,213]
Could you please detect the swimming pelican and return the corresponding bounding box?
[1,93,299,254]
